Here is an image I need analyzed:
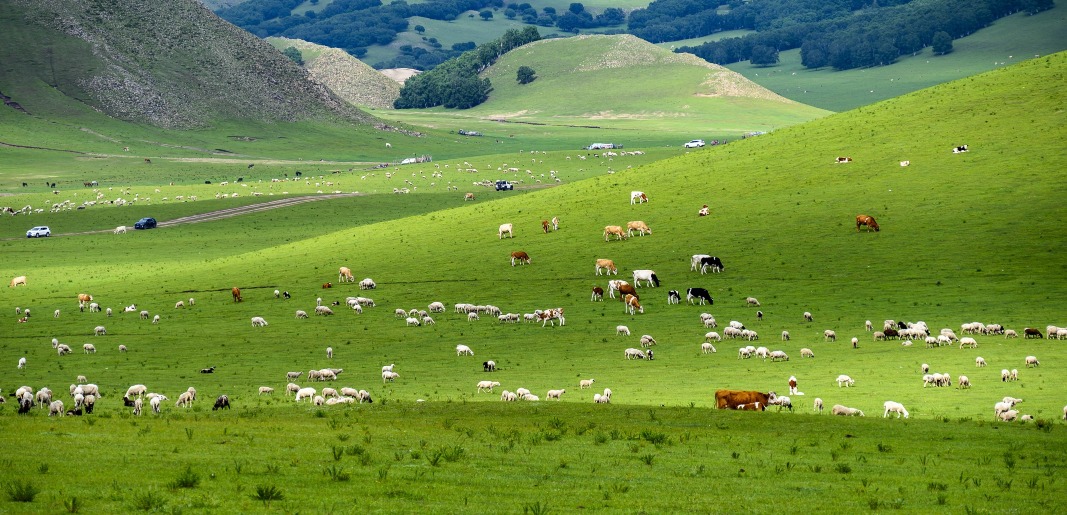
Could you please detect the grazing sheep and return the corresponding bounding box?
[624,348,647,360]
[295,387,316,402]
[745,297,761,307]
[49,400,65,417]
[483,360,496,372]
[781,331,790,341]
[958,375,971,389]
[1019,414,1034,422]
[477,381,501,393]
[286,371,302,381]
[77,375,87,384]
[175,301,184,309]
[831,405,864,417]
[616,325,631,336]
[803,312,813,322]
[285,383,300,395]
[883,401,909,418]
[701,342,717,354]
[824,330,837,342]
[579,379,595,389]
[800,348,814,358]
[523,394,540,401]
[359,278,376,290]
[176,391,194,408]
[501,391,518,402]
[998,410,1019,422]
[17,357,26,369]
[836,375,855,387]
[119,344,127,353]
[321,388,339,398]
[150,396,163,414]
[94,326,106,336]
[1004,329,1018,338]
[315,305,334,316]
[1025,356,1040,368]
[382,371,399,383]
[313,396,325,406]
[125,384,147,398]
[640,334,657,347]
[814,398,824,413]
[975,357,987,367]
[295,310,308,319]
[57,344,72,356]
[769,350,789,362]
[152,314,161,324]
[959,337,978,349]
[737,347,752,359]
[382,364,395,373]
[865,320,873,331]
[467,312,480,322]
[456,344,474,356]
[546,389,566,400]
[705,331,721,342]
[922,363,930,374]
[259,387,274,395]
[326,347,333,359]
[83,343,97,354]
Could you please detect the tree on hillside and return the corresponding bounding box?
[569,3,585,14]
[480,9,493,20]
[282,46,304,65]
[414,24,425,34]
[932,31,953,55]
[516,66,536,84]
[749,45,779,66]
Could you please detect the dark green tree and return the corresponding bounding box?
[931,31,953,55]
[480,9,493,20]
[569,2,584,14]
[516,65,536,84]
[281,46,303,65]
[414,24,425,34]
[749,45,778,66]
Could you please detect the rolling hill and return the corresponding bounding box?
[266,37,401,110]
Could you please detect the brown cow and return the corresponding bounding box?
[623,294,643,314]
[322,282,333,289]
[77,293,93,303]
[542,220,551,233]
[715,389,772,410]
[231,287,242,303]
[604,225,626,241]
[464,192,475,201]
[510,251,531,266]
[617,283,637,300]
[591,287,604,302]
[856,214,880,232]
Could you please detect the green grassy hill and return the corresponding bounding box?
[724,3,1067,112]
[0,49,1064,514]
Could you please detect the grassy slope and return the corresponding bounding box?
[724,4,1067,112]
[0,55,1065,512]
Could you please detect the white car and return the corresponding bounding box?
[684,139,706,148]
[26,226,51,238]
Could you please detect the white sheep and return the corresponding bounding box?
[824,330,837,342]
[737,347,751,359]
[17,357,26,369]
[958,375,971,389]
[975,356,987,367]
[781,331,790,341]
[579,379,595,389]
[49,400,65,417]
[767,395,793,412]
[1025,355,1040,368]
[77,375,87,384]
[125,384,147,398]
[83,343,96,354]
[467,312,479,322]
[150,396,163,414]
[119,344,127,352]
[422,315,435,325]
[831,405,864,416]
[251,316,268,327]
[836,375,855,387]
[616,325,630,336]
[258,386,274,395]
[313,395,325,406]
[814,398,824,413]
[54,309,60,318]
[477,380,501,392]
[701,342,717,354]
[176,391,194,407]
[286,383,301,395]
[152,314,161,324]
[865,320,873,331]
[883,401,909,418]
[175,301,185,309]
[546,389,566,400]
[624,348,647,360]
[382,364,395,373]
[456,344,474,356]
[704,331,721,342]
[959,337,978,349]
[800,348,814,358]
[515,387,531,398]
[315,305,334,316]
[500,390,518,402]
[321,387,339,398]
[326,347,333,359]
[295,310,308,319]
[803,311,813,322]
[769,350,789,362]
[94,326,106,336]
[998,410,1019,422]
[295,387,316,402]
[745,297,760,307]
[639,334,657,347]
[523,394,540,401]
[382,371,399,383]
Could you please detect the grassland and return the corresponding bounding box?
[0,53,1065,512]
[724,3,1067,112]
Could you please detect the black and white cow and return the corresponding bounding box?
[699,256,725,274]
[953,145,969,153]
[667,290,681,304]
[686,288,714,305]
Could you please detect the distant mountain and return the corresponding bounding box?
[0,0,371,129]
[267,37,400,110]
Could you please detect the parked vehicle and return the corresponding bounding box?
[495,180,514,191]
[134,217,157,230]
[684,139,706,148]
[26,226,51,238]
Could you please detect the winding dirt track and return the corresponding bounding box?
[44,193,363,238]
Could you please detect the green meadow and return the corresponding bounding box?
[0,50,1065,512]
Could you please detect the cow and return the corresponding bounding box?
[498,223,513,239]
[595,259,618,276]
[686,287,713,305]
[623,294,643,315]
[632,270,659,288]
[952,145,969,153]
[856,214,880,232]
[715,390,773,411]
[699,256,725,274]
[339,267,354,283]
[667,290,681,304]
[322,282,332,289]
[630,191,648,205]
[231,287,242,302]
[510,251,531,266]
[591,287,604,302]
[617,283,638,300]
[698,204,710,216]
[626,221,651,237]
[464,192,475,201]
[835,157,853,163]
[10,276,27,288]
[604,225,626,241]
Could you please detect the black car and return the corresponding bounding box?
[495,180,514,191]
[134,217,157,230]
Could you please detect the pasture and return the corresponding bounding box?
[1,53,1066,512]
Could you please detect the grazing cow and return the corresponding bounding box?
[623,294,643,315]
[699,256,724,274]
[595,259,618,276]
[604,225,626,241]
[77,293,93,304]
[617,283,637,300]
[510,251,531,266]
[464,192,475,201]
[626,220,651,237]
[899,160,910,167]
[591,287,604,302]
[231,287,242,302]
[200,366,215,374]
[715,390,772,411]
[630,191,648,204]
[698,204,709,216]
[952,145,969,153]
[686,287,713,305]
[608,279,630,299]
[538,308,565,327]
[667,290,681,304]
[339,267,354,282]
[10,276,27,288]
[632,270,659,287]
[856,214,880,232]
[498,223,513,239]
[835,156,853,163]
[542,220,552,233]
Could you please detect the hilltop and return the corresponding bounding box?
[267,37,401,111]
[0,0,369,129]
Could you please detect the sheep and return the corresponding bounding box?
[422,315,436,325]
[326,347,333,359]
[754,346,770,359]
[781,331,790,341]
[814,398,824,413]
[704,331,722,342]
[36,388,53,406]
[865,320,873,331]
[132,397,143,415]
[616,325,630,336]
[313,395,325,406]
[883,401,909,418]
[483,360,496,372]
[83,343,96,354]
[768,395,793,412]
[295,310,308,319]
[94,326,106,336]
[800,348,814,358]
[523,394,540,401]
[467,312,480,322]
[175,300,184,309]
[1019,414,1034,422]
[286,371,302,381]
[286,383,301,395]
[1025,356,1040,368]
[958,375,971,389]
[831,405,864,416]
[515,387,531,399]
[295,387,316,402]
[57,344,73,356]
[382,371,399,383]
[150,396,163,414]
[17,357,26,369]
[477,380,501,393]
[125,384,147,398]
[824,330,837,342]
[382,364,395,374]
[456,344,474,356]
[1004,329,1018,338]
[1063,405,1066,421]
[176,391,194,407]
[315,305,334,316]
[737,347,751,359]
[624,348,648,360]
[84,394,96,414]
[77,375,87,384]
[500,391,518,402]
[836,375,855,387]
[701,342,717,354]
[579,379,596,389]
[395,308,407,318]
[640,334,657,347]
[922,363,930,374]
[119,344,127,352]
[321,387,339,398]
[850,337,859,347]
[745,297,760,307]
[602,388,612,400]
[359,278,376,290]
[973,356,987,368]
[769,350,789,362]
[259,386,274,395]
[959,337,978,349]
[429,301,445,313]
[546,389,566,400]
[49,400,65,417]
[701,313,717,328]
[998,410,1019,422]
